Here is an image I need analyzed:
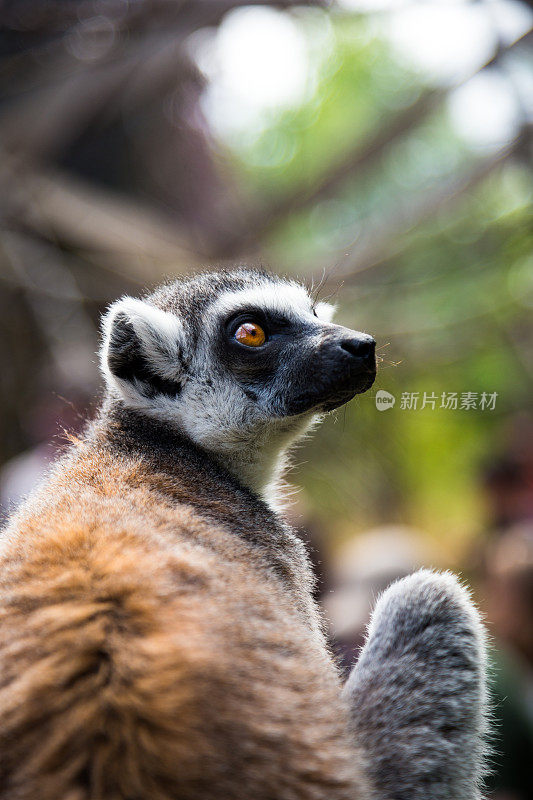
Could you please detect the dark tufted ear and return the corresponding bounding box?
[100,297,185,402]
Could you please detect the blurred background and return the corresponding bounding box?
[1,0,532,795]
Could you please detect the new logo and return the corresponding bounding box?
[375,390,396,411]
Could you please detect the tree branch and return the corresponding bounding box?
[2,159,197,278]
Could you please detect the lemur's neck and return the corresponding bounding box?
[91,401,293,510]
[85,402,321,631]
[204,415,314,509]
[94,399,312,510]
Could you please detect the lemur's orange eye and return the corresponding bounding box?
[234,322,266,347]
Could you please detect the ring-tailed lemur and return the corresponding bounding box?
[0,269,487,800]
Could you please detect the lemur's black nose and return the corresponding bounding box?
[339,335,375,362]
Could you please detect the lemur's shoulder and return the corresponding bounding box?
[2,411,320,630]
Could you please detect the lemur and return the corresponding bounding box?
[0,269,487,800]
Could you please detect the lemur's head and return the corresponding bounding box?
[101,269,375,498]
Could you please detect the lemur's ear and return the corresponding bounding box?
[100,297,185,402]
[315,301,336,323]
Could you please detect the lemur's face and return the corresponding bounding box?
[101,270,375,476]
[210,282,375,416]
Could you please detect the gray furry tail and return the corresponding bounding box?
[342,569,489,800]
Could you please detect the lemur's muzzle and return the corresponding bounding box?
[319,328,376,411]
[285,326,376,415]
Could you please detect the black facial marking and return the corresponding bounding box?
[108,312,182,398]
[279,333,376,415]
[217,307,316,384]
[216,304,375,416]
[140,270,376,416]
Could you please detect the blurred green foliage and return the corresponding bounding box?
[217,11,533,552]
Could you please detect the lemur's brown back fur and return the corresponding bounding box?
[0,410,368,800]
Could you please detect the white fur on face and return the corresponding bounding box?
[211,282,335,327]
[315,300,336,323]
[175,378,317,502]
